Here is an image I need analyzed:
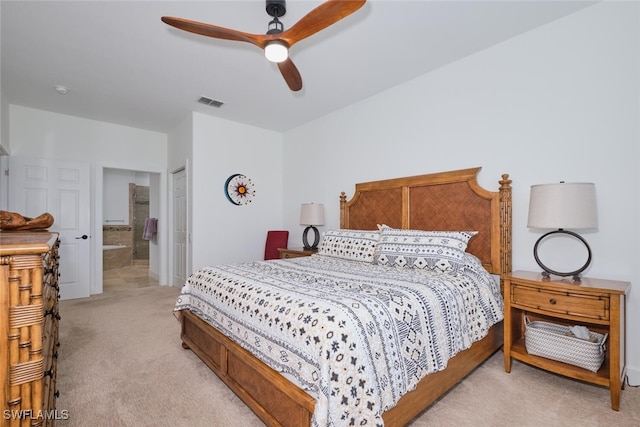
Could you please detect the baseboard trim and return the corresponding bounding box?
[626,365,640,386]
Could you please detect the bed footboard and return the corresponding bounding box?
[180,309,502,427]
[179,310,316,426]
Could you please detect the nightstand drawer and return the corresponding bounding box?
[281,251,304,259]
[511,284,609,321]
[278,248,317,259]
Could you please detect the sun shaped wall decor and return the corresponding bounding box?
[224,174,256,205]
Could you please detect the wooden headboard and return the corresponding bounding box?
[339,167,512,276]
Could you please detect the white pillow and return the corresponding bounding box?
[317,229,380,263]
[373,228,477,275]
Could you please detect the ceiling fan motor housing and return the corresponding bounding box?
[266,0,286,18]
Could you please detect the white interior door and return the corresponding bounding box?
[172,168,187,287]
[9,156,91,299]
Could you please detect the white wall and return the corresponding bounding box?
[0,2,6,155]
[103,168,136,225]
[148,172,161,281]
[166,114,193,282]
[0,155,7,210]
[167,114,193,175]
[103,168,152,225]
[8,105,169,293]
[167,111,284,274]
[190,112,284,270]
[0,85,6,154]
[0,3,8,208]
[0,85,7,157]
[283,2,640,381]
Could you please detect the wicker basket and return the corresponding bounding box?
[524,316,607,372]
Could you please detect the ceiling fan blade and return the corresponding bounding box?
[278,59,303,92]
[161,16,268,48]
[279,0,366,47]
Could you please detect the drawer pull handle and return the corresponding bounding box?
[549,298,557,305]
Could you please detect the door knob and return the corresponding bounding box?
[75,235,88,240]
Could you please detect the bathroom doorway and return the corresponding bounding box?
[103,168,160,291]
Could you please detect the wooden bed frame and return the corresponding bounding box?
[178,167,512,426]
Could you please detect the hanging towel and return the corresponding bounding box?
[142,218,157,241]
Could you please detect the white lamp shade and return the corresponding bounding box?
[300,203,324,226]
[527,182,598,229]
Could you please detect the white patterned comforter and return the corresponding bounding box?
[174,253,503,427]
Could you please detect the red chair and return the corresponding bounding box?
[264,230,289,260]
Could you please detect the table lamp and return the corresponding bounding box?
[527,181,598,281]
[299,203,324,250]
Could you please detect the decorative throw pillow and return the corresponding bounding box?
[317,229,380,263]
[373,228,477,275]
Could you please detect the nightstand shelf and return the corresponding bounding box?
[503,271,630,410]
[277,247,317,259]
[510,337,611,386]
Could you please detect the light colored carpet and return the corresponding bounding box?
[55,285,640,427]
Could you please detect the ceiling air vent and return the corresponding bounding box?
[197,96,224,108]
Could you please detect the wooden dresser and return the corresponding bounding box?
[0,232,60,426]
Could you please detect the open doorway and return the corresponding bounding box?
[102,168,160,292]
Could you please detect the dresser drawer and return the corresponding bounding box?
[511,284,609,321]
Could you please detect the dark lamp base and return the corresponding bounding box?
[533,229,592,282]
[302,225,320,250]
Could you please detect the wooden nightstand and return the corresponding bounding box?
[503,271,630,410]
[278,248,317,259]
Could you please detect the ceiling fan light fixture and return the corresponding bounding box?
[265,41,288,63]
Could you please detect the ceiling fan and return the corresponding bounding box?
[161,0,366,92]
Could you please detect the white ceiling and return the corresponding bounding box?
[1,1,595,134]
